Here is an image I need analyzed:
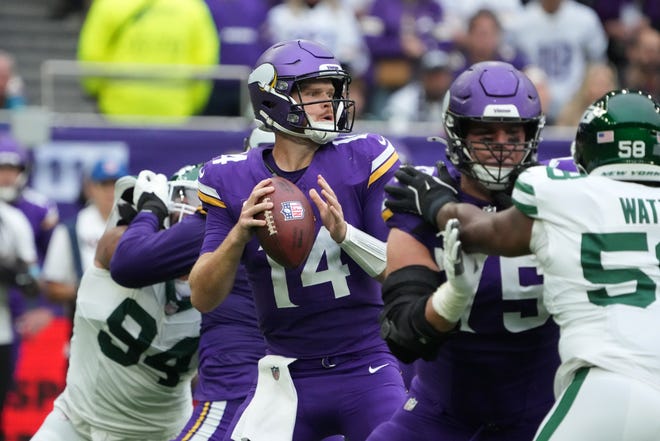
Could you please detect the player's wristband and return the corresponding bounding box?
[430,282,470,323]
[339,223,386,278]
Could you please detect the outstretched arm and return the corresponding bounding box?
[383,162,533,257]
[437,204,533,257]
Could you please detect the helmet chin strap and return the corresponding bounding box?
[261,110,340,145]
[305,120,339,144]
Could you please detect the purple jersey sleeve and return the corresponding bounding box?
[110,211,205,287]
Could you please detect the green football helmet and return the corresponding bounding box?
[572,89,660,183]
[168,163,202,222]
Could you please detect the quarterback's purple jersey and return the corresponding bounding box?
[110,211,265,401]
[198,133,400,358]
[381,164,560,436]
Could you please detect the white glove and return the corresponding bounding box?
[431,218,487,323]
[132,170,169,209]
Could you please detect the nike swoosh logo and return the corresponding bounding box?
[368,363,389,374]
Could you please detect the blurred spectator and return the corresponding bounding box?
[0,134,61,441]
[585,0,648,74]
[556,62,619,126]
[0,133,60,338]
[524,65,554,121]
[42,158,128,306]
[361,0,446,117]
[0,51,26,110]
[623,26,660,97]
[0,200,37,441]
[203,0,271,116]
[453,8,529,77]
[437,0,524,46]
[264,0,371,116]
[382,49,454,128]
[77,0,219,120]
[644,0,660,32]
[0,135,59,264]
[507,0,608,122]
[341,0,375,17]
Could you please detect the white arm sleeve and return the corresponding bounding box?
[338,223,386,278]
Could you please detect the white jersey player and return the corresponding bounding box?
[384,89,660,440]
[30,172,201,441]
[506,0,607,121]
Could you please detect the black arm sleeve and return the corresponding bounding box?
[379,265,456,364]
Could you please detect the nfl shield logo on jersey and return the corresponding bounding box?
[271,366,280,381]
[281,201,305,221]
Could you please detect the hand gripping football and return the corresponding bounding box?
[255,176,315,268]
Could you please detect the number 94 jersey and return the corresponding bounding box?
[54,266,201,440]
[513,166,660,396]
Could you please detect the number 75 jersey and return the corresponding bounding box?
[55,266,201,440]
[513,166,660,395]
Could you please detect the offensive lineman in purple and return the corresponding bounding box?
[369,62,560,440]
[191,40,406,440]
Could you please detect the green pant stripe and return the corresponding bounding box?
[535,367,590,441]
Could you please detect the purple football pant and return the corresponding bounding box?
[223,350,406,441]
[366,380,548,441]
[173,398,243,441]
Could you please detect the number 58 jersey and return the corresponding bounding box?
[513,166,660,395]
[54,266,201,441]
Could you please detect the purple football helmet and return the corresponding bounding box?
[248,39,355,144]
[443,61,545,191]
[0,133,29,202]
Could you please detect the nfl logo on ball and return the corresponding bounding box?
[281,201,305,221]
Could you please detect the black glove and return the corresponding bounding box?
[136,193,168,228]
[385,161,458,226]
[0,258,39,297]
[116,200,138,226]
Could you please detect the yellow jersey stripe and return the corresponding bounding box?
[368,150,399,188]
[181,401,211,441]
[199,192,226,208]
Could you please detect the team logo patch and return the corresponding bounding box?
[597,130,614,143]
[271,366,280,381]
[280,201,305,221]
